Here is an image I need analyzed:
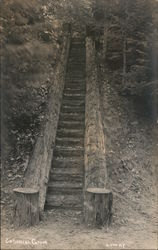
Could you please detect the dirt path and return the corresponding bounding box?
[1,206,157,250]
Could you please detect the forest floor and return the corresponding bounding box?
[1,207,157,250]
[1,67,158,250]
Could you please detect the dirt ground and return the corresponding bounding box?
[1,206,157,250]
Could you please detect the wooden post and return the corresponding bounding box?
[13,188,39,227]
[84,188,113,227]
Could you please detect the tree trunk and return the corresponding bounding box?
[122,0,129,86]
[84,188,113,227]
[13,188,39,228]
[103,25,108,60]
[122,32,127,85]
[151,28,158,124]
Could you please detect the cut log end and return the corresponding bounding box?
[86,188,111,194]
[84,188,113,227]
[13,188,39,228]
[13,188,39,194]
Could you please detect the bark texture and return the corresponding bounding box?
[85,188,113,227]
[84,31,113,227]
[84,35,107,189]
[13,188,39,227]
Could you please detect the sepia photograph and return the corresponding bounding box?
[1,0,158,249]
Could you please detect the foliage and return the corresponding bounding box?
[94,0,157,121]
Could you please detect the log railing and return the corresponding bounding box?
[22,25,71,212]
[84,35,107,189]
[84,28,113,226]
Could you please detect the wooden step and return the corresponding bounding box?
[65,82,85,87]
[58,120,85,130]
[50,167,83,176]
[68,57,85,61]
[66,78,85,82]
[47,187,83,195]
[61,106,85,113]
[60,109,85,115]
[67,64,85,66]
[62,99,85,105]
[66,73,85,78]
[62,98,85,105]
[64,89,85,95]
[67,63,85,66]
[67,64,85,68]
[66,73,85,76]
[59,112,85,121]
[67,70,85,73]
[69,51,85,55]
[63,91,85,96]
[66,79,85,83]
[68,61,85,65]
[45,193,83,210]
[52,157,84,169]
[65,84,85,89]
[63,95,85,101]
[69,57,85,60]
[48,181,83,190]
[66,76,85,80]
[56,137,84,147]
[70,46,85,49]
[70,48,85,51]
[49,173,83,182]
[65,80,85,84]
[63,92,85,96]
[53,147,84,157]
[57,128,84,138]
[64,89,85,94]
[66,77,85,81]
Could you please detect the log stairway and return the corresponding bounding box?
[45,37,86,210]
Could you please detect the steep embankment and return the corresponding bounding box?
[1,0,64,222]
[99,65,157,231]
[1,0,63,159]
